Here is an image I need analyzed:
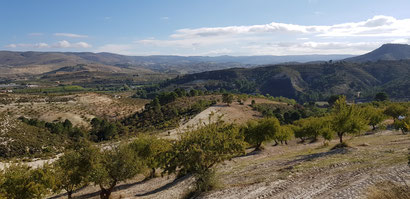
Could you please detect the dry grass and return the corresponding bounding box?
[367,181,410,199]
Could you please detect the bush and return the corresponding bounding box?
[222,93,234,106]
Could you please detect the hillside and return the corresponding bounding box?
[345,44,410,62]
[155,60,410,101]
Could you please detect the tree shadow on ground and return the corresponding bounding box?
[283,147,350,166]
[134,175,191,197]
[51,178,152,199]
[241,149,263,157]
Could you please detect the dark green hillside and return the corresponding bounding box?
[123,94,218,132]
[155,60,409,102]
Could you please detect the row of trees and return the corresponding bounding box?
[242,117,290,150]
[245,96,409,149]
[0,120,246,199]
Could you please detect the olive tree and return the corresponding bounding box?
[331,96,368,144]
[243,117,281,150]
[91,145,144,199]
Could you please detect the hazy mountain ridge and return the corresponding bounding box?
[0,51,353,75]
[345,43,410,62]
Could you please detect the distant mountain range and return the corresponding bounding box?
[2,44,410,76]
[1,43,410,100]
[0,51,353,76]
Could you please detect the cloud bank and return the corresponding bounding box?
[6,40,92,49]
[130,15,410,55]
[54,33,88,38]
[5,15,410,55]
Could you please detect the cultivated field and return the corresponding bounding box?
[0,92,148,127]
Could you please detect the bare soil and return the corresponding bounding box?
[161,97,283,139]
[49,131,410,199]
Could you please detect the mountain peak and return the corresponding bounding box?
[345,43,410,62]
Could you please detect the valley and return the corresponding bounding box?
[0,43,409,199]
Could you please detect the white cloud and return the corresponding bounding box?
[128,15,410,55]
[54,40,71,48]
[54,33,88,38]
[167,15,410,39]
[241,42,382,55]
[161,16,169,20]
[5,43,49,49]
[391,38,410,44]
[5,44,17,48]
[5,41,91,49]
[7,15,410,56]
[52,40,92,48]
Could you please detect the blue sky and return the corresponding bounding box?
[1,0,410,56]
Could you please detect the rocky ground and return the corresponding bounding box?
[50,130,410,199]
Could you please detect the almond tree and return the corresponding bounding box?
[53,141,98,198]
[331,96,368,144]
[91,144,144,199]
[163,121,245,192]
[243,117,281,150]
[129,135,171,178]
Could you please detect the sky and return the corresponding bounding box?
[1,0,410,56]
